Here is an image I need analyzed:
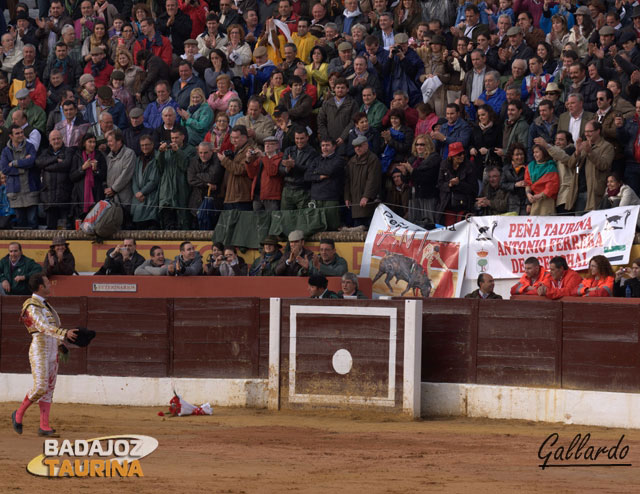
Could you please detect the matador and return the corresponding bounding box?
[11,273,77,436]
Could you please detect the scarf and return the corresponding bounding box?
[81,16,98,41]
[91,58,106,77]
[634,118,640,164]
[478,121,493,131]
[89,34,106,53]
[607,186,621,197]
[342,7,361,18]
[82,150,95,212]
[528,159,557,184]
[52,57,68,74]
[188,102,201,114]
[513,163,525,176]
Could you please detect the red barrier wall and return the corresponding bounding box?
[1,296,639,394]
[48,276,373,299]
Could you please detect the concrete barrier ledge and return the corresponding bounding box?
[422,382,640,429]
[0,374,268,408]
[4,374,639,429]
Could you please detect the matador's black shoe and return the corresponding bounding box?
[38,428,58,437]
[11,411,22,434]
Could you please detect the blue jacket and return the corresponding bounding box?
[384,48,425,107]
[143,98,182,129]
[539,6,574,34]
[171,76,207,110]
[618,117,639,165]
[456,2,489,26]
[465,88,506,121]
[84,99,129,130]
[0,141,40,194]
[528,115,558,161]
[438,118,472,158]
[240,62,276,98]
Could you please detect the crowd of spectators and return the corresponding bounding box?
[1,0,640,231]
[0,0,640,230]
[2,238,639,299]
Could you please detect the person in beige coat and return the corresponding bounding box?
[217,125,253,210]
[235,97,275,145]
[344,136,381,226]
[566,120,614,213]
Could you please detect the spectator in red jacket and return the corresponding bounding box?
[577,255,615,297]
[246,135,283,211]
[179,0,208,40]
[133,18,173,67]
[510,256,552,296]
[22,66,46,110]
[538,256,583,299]
[83,46,113,87]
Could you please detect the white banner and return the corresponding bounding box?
[360,205,469,298]
[465,206,640,279]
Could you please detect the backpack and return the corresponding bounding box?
[81,200,123,238]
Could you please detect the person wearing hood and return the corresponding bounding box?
[250,235,283,276]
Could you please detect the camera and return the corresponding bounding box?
[224,149,235,159]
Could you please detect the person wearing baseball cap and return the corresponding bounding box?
[84,45,114,88]
[437,141,475,225]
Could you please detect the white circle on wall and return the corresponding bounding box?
[332,349,353,375]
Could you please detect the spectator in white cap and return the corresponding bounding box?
[275,229,315,276]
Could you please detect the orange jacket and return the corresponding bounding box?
[577,275,614,297]
[510,267,552,296]
[543,269,583,300]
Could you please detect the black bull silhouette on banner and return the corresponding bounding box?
[372,251,432,297]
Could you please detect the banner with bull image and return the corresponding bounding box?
[465,206,640,279]
[360,205,469,298]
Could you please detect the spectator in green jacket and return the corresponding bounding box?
[308,238,348,277]
[249,235,283,276]
[0,242,41,295]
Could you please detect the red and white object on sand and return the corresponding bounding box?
[158,392,213,417]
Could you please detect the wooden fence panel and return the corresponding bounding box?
[477,300,562,387]
[172,298,260,378]
[86,298,170,377]
[562,302,640,392]
[421,298,478,383]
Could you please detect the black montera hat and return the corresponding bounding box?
[69,327,96,347]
